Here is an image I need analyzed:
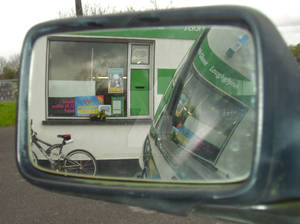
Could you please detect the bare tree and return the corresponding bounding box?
[150,0,159,10]
[58,0,173,18]
[82,3,117,16]
[59,2,117,18]
[150,0,173,10]
[6,54,20,73]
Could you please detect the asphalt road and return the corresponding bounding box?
[0,125,234,224]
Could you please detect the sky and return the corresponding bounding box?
[1,0,300,58]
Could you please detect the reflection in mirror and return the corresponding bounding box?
[29,25,256,183]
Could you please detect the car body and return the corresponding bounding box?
[140,26,256,182]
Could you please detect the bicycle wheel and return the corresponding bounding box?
[32,151,38,165]
[63,149,97,176]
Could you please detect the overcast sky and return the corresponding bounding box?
[1,0,299,58]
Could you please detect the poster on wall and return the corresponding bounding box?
[108,68,124,94]
[111,96,124,116]
[48,97,75,117]
[75,95,104,117]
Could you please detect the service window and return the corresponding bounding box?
[47,38,152,119]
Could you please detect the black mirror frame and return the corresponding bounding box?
[16,5,300,220]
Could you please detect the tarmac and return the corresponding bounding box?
[0,125,233,224]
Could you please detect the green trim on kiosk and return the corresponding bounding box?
[157,69,176,94]
[73,27,203,40]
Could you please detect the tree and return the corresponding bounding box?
[75,0,83,16]
[58,0,173,18]
[150,0,173,10]
[289,43,300,63]
[59,3,119,18]
[6,54,20,73]
[289,43,300,55]
[0,54,20,79]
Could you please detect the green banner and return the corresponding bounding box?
[73,26,203,40]
[193,37,255,107]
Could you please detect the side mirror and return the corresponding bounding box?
[16,6,300,222]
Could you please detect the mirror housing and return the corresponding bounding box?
[17,6,300,222]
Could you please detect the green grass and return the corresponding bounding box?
[0,101,17,127]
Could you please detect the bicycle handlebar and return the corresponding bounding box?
[30,119,73,145]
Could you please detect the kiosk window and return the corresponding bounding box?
[47,40,128,118]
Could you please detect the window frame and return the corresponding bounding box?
[45,36,154,121]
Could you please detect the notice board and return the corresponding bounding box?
[48,97,75,117]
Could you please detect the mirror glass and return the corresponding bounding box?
[28,25,256,183]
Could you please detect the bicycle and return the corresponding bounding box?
[30,121,97,176]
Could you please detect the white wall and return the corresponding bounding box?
[154,39,194,111]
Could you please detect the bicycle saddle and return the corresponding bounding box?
[57,134,71,140]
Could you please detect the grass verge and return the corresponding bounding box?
[0,101,16,127]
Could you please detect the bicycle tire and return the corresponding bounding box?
[63,149,97,176]
[32,151,38,165]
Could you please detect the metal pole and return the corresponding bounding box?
[75,0,83,17]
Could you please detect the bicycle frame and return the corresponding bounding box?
[31,134,64,165]
[30,124,96,175]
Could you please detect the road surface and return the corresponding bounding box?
[0,125,234,224]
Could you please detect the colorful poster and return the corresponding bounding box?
[48,97,75,117]
[75,95,103,117]
[108,68,124,94]
[96,95,104,105]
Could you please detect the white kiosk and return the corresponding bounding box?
[29,26,202,165]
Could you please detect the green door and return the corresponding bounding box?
[130,69,149,116]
